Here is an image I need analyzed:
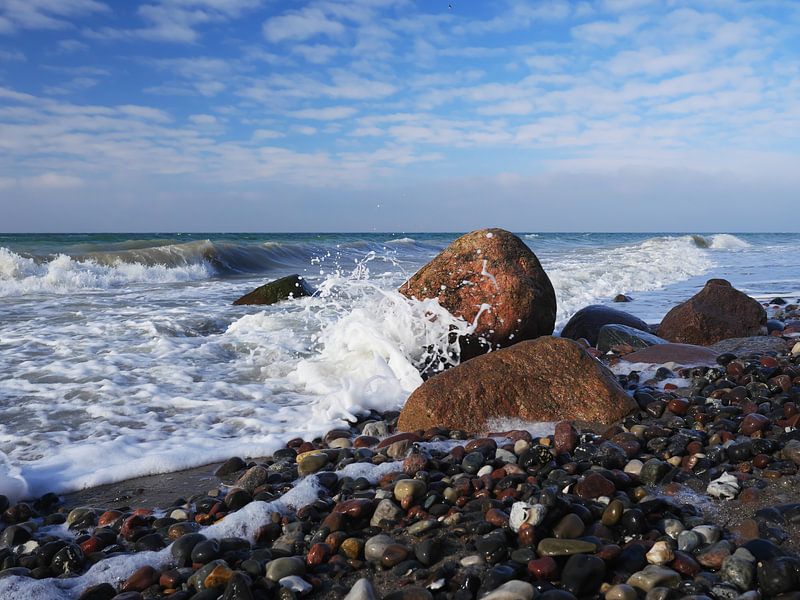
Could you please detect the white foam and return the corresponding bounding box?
[0,255,469,499]
[544,235,713,327]
[0,247,211,297]
[0,451,28,503]
[708,234,751,250]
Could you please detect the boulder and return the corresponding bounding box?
[710,336,790,357]
[596,324,667,354]
[233,274,314,306]
[399,229,556,357]
[397,336,636,433]
[657,279,766,346]
[560,305,649,347]
[621,343,718,365]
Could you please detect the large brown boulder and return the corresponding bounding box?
[657,279,766,346]
[397,336,636,432]
[399,229,556,356]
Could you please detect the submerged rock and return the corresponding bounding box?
[620,343,718,365]
[398,336,636,432]
[233,274,314,306]
[596,324,667,354]
[399,228,556,357]
[657,279,766,345]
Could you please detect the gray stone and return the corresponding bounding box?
[364,534,394,564]
[343,578,378,600]
[627,566,682,592]
[370,499,403,527]
[482,580,535,600]
[265,557,305,582]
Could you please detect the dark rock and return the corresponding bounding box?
[597,324,667,354]
[561,305,649,347]
[233,274,314,306]
[561,554,606,596]
[215,457,247,477]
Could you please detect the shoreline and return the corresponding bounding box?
[2,338,800,599]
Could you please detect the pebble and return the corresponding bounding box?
[604,584,638,600]
[646,541,674,565]
[265,557,305,581]
[343,578,378,600]
[627,566,682,592]
[481,580,535,600]
[393,479,426,502]
[509,502,546,532]
[364,534,394,564]
[536,538,596,556]
[561,554,606,596]
[279,575,312,594]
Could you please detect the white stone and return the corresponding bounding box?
[646,541,675,565]
[279,575,313,594]
[482,580,535,600]
[509,501,546,532]
[343,578,378,600]
[791,341,800,356]
[460,554,485,567]
[477,465,494,477]
[624,459,643,476]
[707,472,739,500]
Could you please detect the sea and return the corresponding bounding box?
[1,232,799,502]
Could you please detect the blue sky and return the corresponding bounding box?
[0,0,798,232]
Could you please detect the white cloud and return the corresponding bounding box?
[293,125,317,135]
[55,38,89,53]
[117,105,172,122]
[263,7,344,43]
[27,172,84,188]
[188,113,217,125]
[0,0,108,33]
[571,15,647,45]
[291,43,339,64]
[252,128,284,140]
[290,106,357,120]
[86,0,260,43]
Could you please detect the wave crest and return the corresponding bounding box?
[691,234,751,250]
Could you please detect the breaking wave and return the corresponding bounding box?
[691,234,751,250]
[0,238,437,296]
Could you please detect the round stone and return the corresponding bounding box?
[394,479,426,502]
[265,557,306,582]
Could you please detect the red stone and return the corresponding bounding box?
[121,566,159,592]
[376,432,421,449]
[353,435,379,448]
[307,542,332,566]
[484,508,510,528]
[554,421,579,454]
[740,413,769,436]
[667,398,689,416]
[573,472,615,499]
[527,556,558,580]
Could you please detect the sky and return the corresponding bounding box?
[0,0,798,232]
